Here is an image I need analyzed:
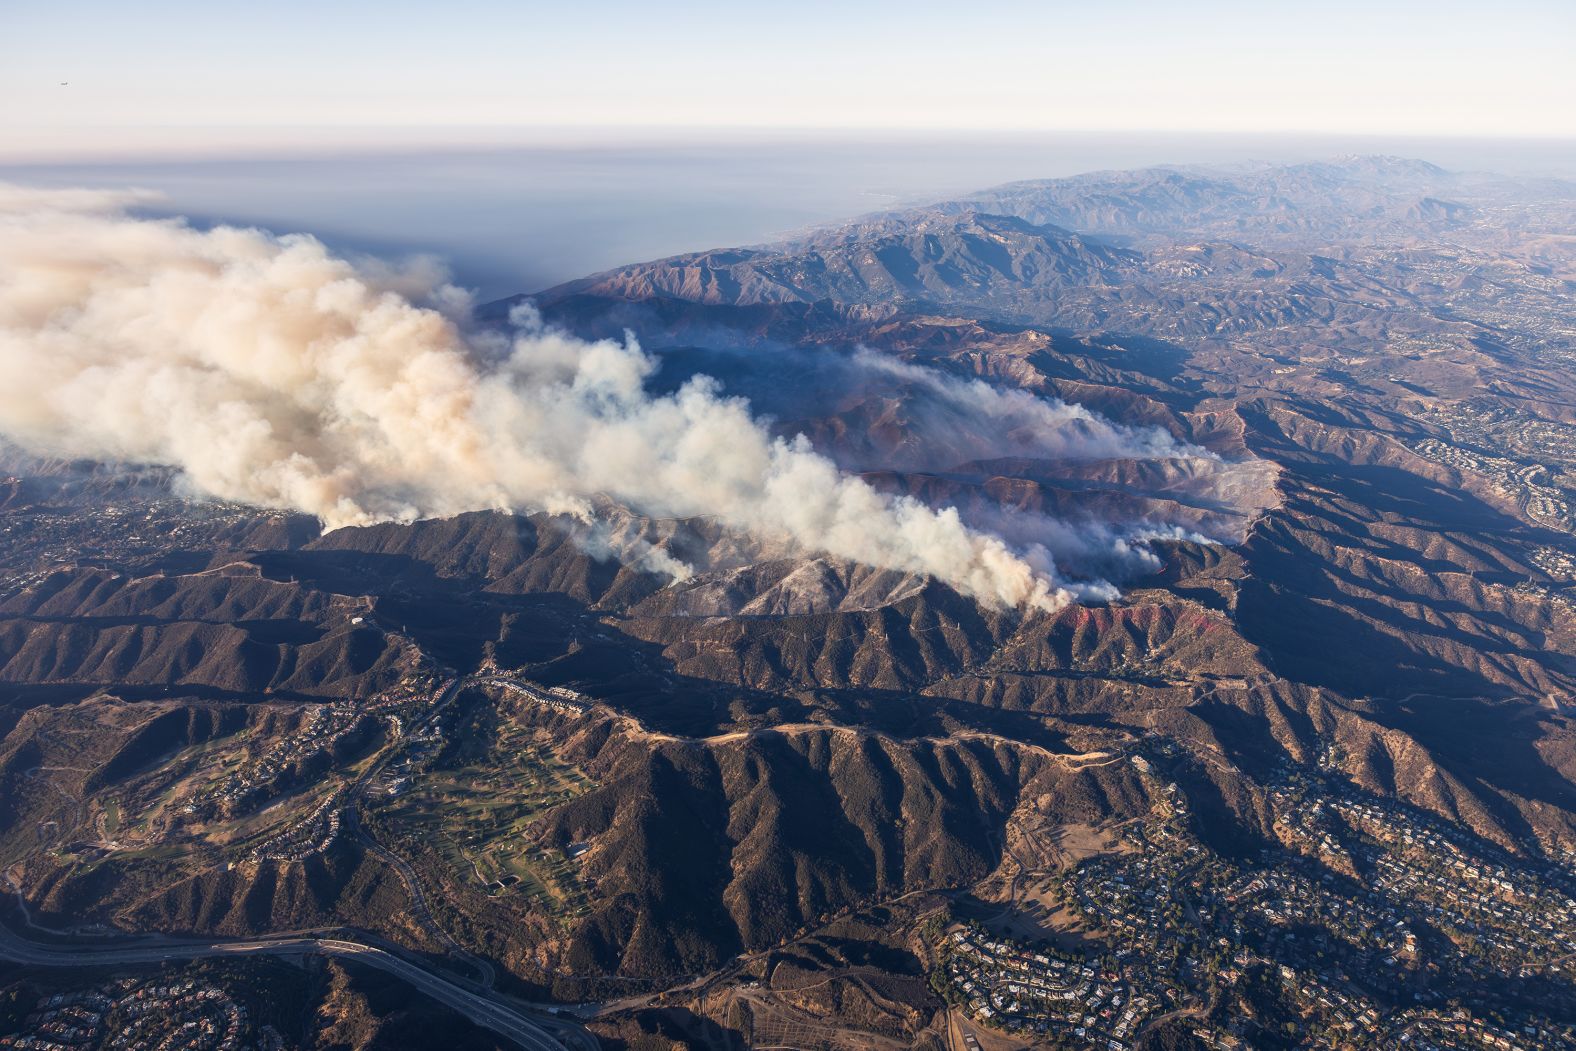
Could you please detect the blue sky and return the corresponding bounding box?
[3,0,1573,157]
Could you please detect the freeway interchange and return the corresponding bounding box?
[0,920,590,1051]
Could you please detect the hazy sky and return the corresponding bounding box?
[3,0,1574,158]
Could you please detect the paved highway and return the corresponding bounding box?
[0,923,569,1051]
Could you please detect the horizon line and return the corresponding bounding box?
[4,124,1576,167]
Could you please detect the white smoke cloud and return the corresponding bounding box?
[848,349,1191,464]
[843,349,1280,536]
[0,185,1100,610]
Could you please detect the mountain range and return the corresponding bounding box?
[4,156,1576,1049]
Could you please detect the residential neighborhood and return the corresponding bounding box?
[935,754,1576,1049]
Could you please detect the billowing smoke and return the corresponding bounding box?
[0,186,1280,612]
[0,185,1091,609]
[634,337,1277,547]
[844,350,1189,465]
[835,349,1279,541]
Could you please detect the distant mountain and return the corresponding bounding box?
[528,156,1569,351]
[951,154,1468,241]
[548,209,1137,310]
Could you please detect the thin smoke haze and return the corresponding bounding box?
[0,185,1270,611]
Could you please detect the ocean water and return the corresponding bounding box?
[4,131,1572,301]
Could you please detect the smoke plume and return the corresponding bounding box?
[0,186,1276,612]
[0,186,1062,608]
